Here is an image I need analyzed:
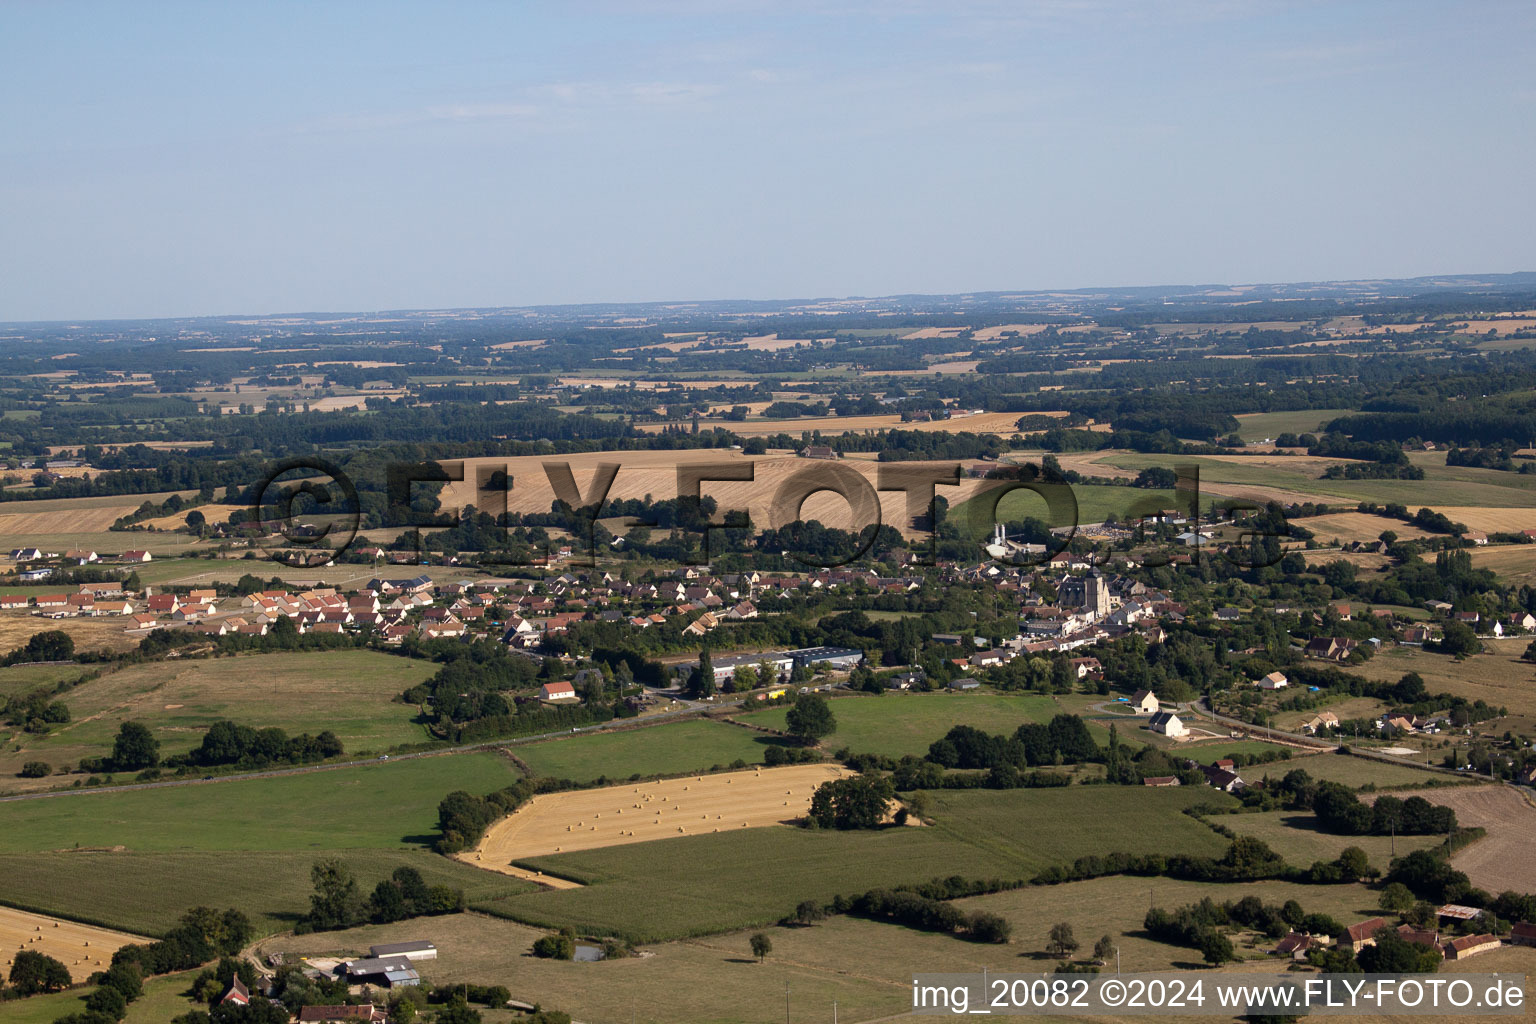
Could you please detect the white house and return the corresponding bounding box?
[1130,689,1160,714]
[540,681,578,702]
[1257,671,1289,690]
[1149,711,1188,738]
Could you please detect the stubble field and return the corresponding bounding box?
[467,763,850,872]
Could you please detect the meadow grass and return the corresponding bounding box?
[0,848,532,937]
[1258,751,1473,791]
[0,751,519,853]
[0,971,202,1024]
[515,719,794,782]
[0,650,440,787]
[481,787,1235,942]
[735,692,1067,759]
[1221,809,1442,870]
[1234,409,1353,439]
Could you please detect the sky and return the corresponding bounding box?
[2,0,1534,321]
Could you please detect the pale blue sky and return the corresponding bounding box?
[2,1,1533,320]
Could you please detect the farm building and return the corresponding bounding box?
[1148,711,1187,738]
[1142,776,1180,787]
[368,940,437,962]
[299,1006,385,1022]
[339,955,420,987]
[1510,922,1536,947]
[1442,934,1500,960]
[116,550,153,563]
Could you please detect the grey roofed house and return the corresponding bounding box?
[367,940,437,961]
[339,955,421,987]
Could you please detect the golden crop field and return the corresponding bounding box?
[466,764,850,871]
[0,906,148,982]
[138,504,246,530]
[0,611,142,655]
[438,449,999,536]
[0,506,137,536]
[1433,507,1536,533]
[637,410,1046,437]
[1302,512,1431,544]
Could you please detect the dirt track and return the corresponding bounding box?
[462,764,851,877]
[0,906,148,981]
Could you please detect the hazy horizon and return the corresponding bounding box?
[4,0,1535,321]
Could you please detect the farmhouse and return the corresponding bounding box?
[1271,932,1322,960]
[1129,689,1159,714]
[1345,917,1388,952]
[1142,776,1181,787]
[116,550,153,563]
[1148,711,1187,737]
[799,445,836,460]
[1303,636,1357,662]
[0,595,28,609]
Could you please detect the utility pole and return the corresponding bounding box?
[786,981,791,1024]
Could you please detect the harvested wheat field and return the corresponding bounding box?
[1374,786,1536,894]
[637,410,1048,437]
[138,504,246,530]
[439,450,997,537]
[1430,507,1536,534]
[464,764,851,876]
[1303,513,1431,544]
[0,506,137,536]
[0,611,142,654]
[0,906,149,981]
